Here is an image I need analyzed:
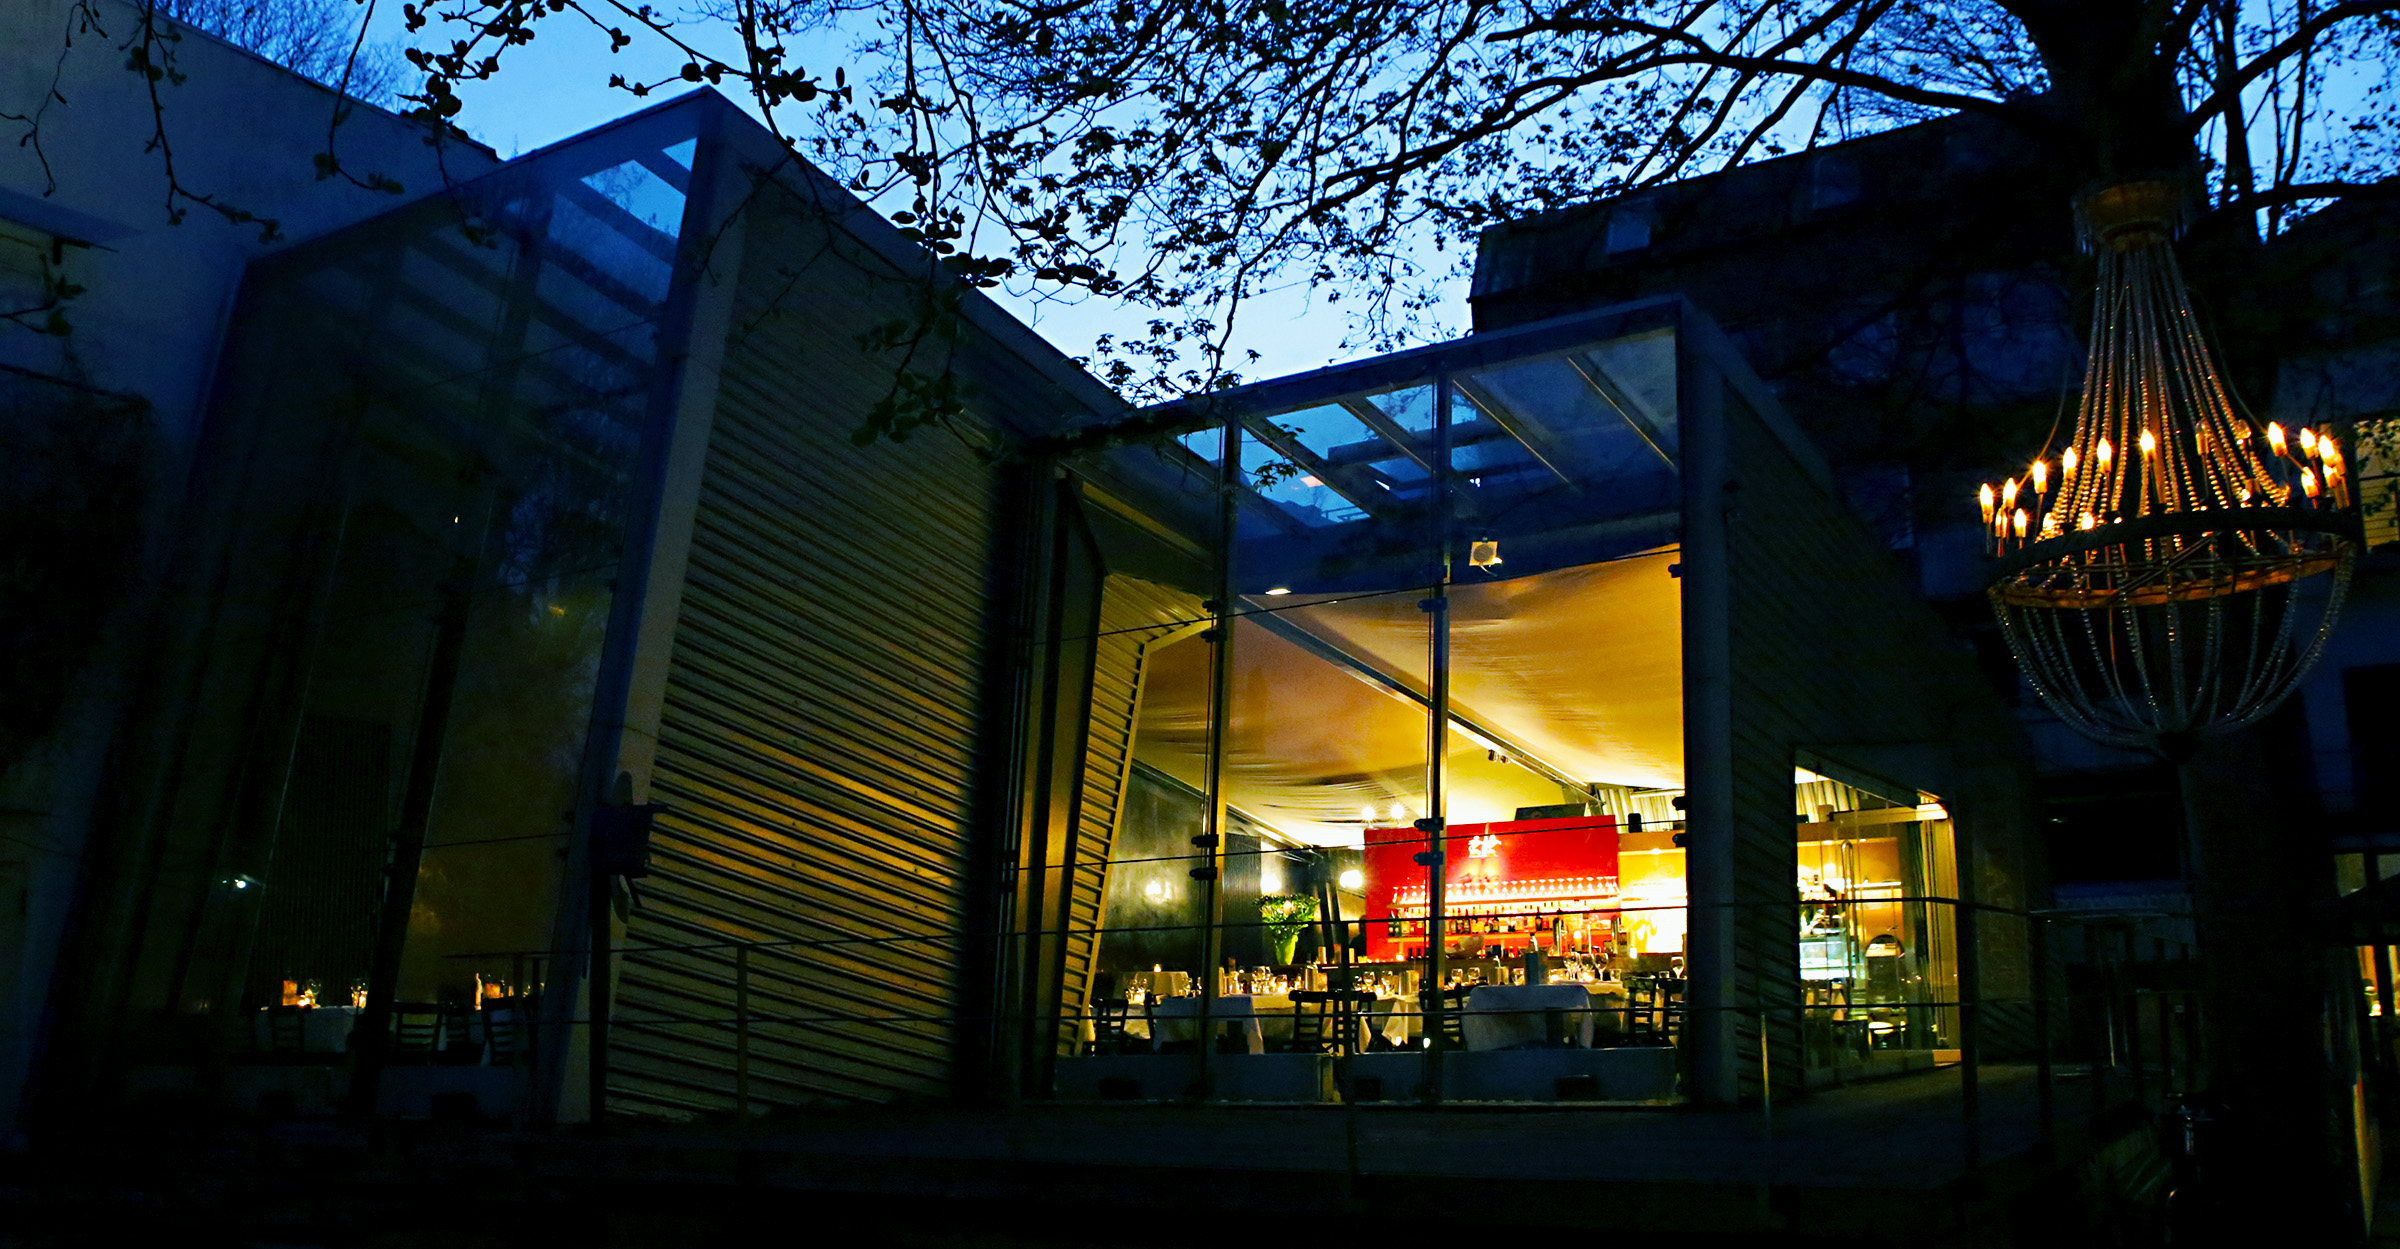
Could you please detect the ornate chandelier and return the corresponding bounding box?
[1983,181,2361,755]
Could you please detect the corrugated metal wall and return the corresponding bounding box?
[1055,573,1205,1049]
[607,191,1019,1118]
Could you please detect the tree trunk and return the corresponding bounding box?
[2006,0,2199,185]
[2178,725,2356,1243]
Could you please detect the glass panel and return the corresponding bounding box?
[1263,402,1384,460]
[1448,422,1543,487]
[1579,328,1679,454]
[1177,424,1224,465]
[155,119,701,1044]
[1240,429,1368,526]
[580,158,687,236]
[1466,356,1669,486]
[1367,385,1438,435]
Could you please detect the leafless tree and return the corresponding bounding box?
[388,0,2396,426]
[157,0,405,105]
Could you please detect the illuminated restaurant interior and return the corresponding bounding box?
[1061,307,1960,1101]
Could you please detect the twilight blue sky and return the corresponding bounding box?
[362,4,1455,387]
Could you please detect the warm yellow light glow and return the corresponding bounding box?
[2079,512,2095,530]
[2001,478,2019,509]
[2302,468,2320,498]
[2139,429,2157,455]
[2097,437,2114,468]
[1978,483,1996,523]
[1264,586,1292,596]
[1338,868,1364,891]
[2062,446,2079,476]
[2299,427,2318,457]
[1361,806,1376,822]
[2323,439,2344,467]
[2013,508,2029,539]
[1469,539,1503,568]
[2030,460,2048,493]
[2268,422,2287,455]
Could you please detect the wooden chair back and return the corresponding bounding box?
[389,1003,445,1063]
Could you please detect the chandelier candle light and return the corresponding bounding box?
[1981,181,2361,754]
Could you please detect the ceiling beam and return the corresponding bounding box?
[1451,375,1579,492]
[1242,416,1400,521]
[1337,397,1436,472]
[1567,354,1677,469]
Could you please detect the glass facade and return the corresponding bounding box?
[1060,310,1705,1102]
[125,103,707,1057]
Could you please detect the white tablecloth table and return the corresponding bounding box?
[252,1006,360,1053]
[1461,984,1598,1051]
[1147,995,1266,1053]
[1365,995,1417,1048]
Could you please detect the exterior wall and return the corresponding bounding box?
[607,164,1118,1115]
[1720,388,2033,1094]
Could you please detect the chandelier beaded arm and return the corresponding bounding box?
[1982,181,2361,755]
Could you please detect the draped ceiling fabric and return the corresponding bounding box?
[1130,548,1684,846]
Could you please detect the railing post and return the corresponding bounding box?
[529,956,544,1083]
[735,942,752,1124]
[1957,898,1982,1183]
[2122,931,2146,1106]
[1758,1010,1772,1132]
[511,952,527,1066]
[2032,916,2054,1164]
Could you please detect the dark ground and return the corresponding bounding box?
[0,1065,2169,1248]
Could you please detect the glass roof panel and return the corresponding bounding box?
[1241,429,1368,526]
[1450,425,1544,485]
[1368,385,1439,434]
[1264,403,1385,460]
[581,158,688,238]
[1178,425,1225,464]
[1465,355,1669,483]
[1580,328,1679,453]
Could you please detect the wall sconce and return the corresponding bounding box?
[1469,539,1502,568]
[1142,878,1168,904]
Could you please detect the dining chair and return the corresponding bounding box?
[484,1006,524,1067]
[1422,987,1470,1051]
[259,1004,309,1060]
[1085,999,1136,1055]
[390,1003,445,1064]
[1288,990,1376,1055]
[436,1004,485,1065]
